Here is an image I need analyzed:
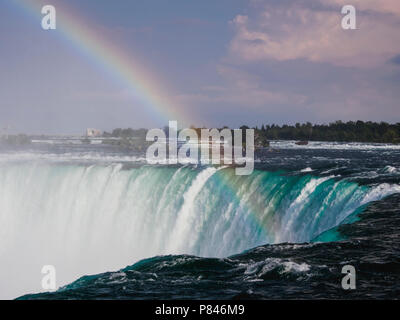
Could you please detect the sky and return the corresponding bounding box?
[1,0,400,134]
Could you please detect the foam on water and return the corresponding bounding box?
[270,140,400,150]
[0,162,399,299]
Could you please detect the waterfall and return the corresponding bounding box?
[0,162,398,298]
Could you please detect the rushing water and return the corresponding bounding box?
[0,141,399,299]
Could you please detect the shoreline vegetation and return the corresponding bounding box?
[253,121,400,144]
[102,121,400,149]
[1,121,399,147]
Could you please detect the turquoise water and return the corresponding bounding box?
[1,162,396,298]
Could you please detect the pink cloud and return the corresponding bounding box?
[323,0,400,17]
[229,1,400,68]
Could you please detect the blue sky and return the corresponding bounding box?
[1,0,400,134]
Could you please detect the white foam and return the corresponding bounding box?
[381,165,398,174]
[0,151,147,164]
[270,140,400,150]
[242,258,311,280]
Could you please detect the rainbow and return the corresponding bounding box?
[9,0,270,234]
[10,0,191,126]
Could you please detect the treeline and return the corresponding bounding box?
[103,121,400,144]
[254,121,400,143]
[102,128,151,151]
[103,128,148,139]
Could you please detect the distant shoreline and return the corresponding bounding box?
[2,121,400,146]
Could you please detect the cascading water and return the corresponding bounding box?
[0,162,399,299]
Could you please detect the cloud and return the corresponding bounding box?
[229,1,400,68]
[176,64,307,109]
[165,0,400,125]
[390,54,400,65]
[322,0,400,17]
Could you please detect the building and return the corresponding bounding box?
[86,128,102,137]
